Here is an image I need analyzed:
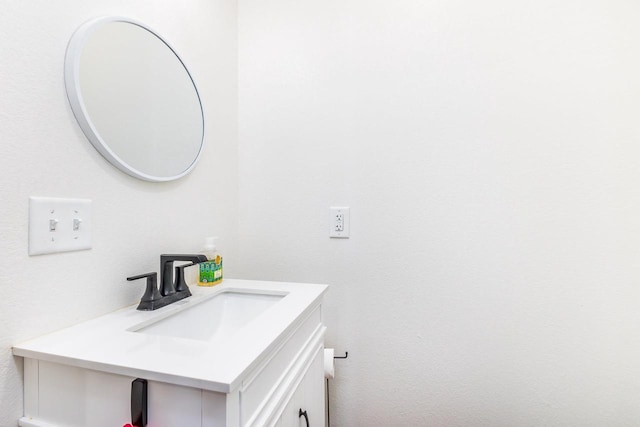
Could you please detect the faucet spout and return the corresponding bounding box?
[160,254,209,297]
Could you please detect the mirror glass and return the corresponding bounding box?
[65,17,205,181]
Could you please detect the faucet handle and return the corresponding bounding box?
[160,254,209,297]
[174,263,195,295]
[127,272,162,311]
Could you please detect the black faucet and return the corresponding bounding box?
[160,254,209,297]
[127,254,209,311]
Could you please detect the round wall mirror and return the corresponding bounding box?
[65,17,205,182]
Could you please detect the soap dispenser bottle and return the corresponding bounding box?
[198,237,223,286]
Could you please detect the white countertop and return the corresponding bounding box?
[13,279,328,393]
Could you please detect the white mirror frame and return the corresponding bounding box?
[64,16,205,182]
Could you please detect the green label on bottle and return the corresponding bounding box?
[199,258,223,284]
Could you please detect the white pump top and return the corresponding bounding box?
[202,237,219,261]
[204,236,218,250]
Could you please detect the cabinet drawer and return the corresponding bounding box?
[240,304,323,426]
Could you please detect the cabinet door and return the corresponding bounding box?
[278,380,303,427]
[299,348,325,427]
[276,348,325,427]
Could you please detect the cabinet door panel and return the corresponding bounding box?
[279,384,303,427]
[148,380,203,426]
[275,347,324,427]
[38,361,131,427]
[300,348,325,427]
[35,361,207,427]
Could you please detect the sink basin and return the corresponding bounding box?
[133,290,285,342]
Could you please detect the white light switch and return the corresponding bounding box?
[29,197,92,255]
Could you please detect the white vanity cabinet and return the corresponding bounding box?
[14,280,328,427]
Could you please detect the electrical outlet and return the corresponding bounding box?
[329,207,350,238]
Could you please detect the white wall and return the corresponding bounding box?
[4,1,640,425]
[238,1,640,425]
[0,1,238,425]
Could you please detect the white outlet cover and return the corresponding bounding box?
[329,207,350,238]
[29,197,93,255]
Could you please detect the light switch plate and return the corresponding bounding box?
[29,197,92,255]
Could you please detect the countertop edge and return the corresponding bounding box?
[13,279,330,395]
